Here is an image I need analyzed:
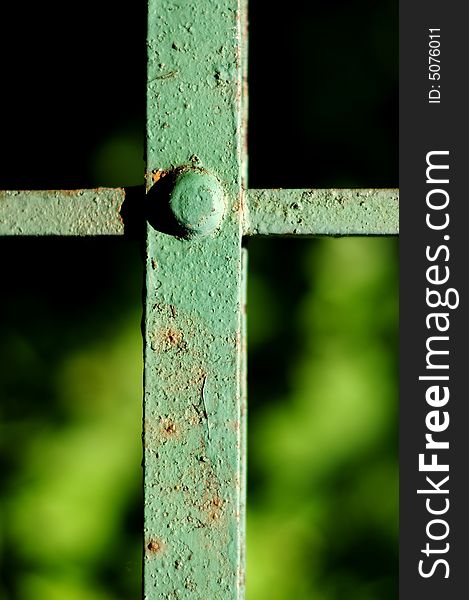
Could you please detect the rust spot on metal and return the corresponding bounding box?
[151,169,168,184]
[166,328,182,345]
[185,577,197,591]
[146,539,165,555]
[145,417,180,447]
[192,451,225,526]
[60,188,85,196]
[152,302,178,318]
[54,187,115,196]
[161,418,178,437]
[151,327,186,352]
[206,496,225,522]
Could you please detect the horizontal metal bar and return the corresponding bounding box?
[0,188,128,236]
[244,188,399,237]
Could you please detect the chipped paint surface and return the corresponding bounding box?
[144,0,245,598]
[245,188,399,236]
[0,189,126,236]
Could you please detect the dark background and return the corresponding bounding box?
[0,1,398,598]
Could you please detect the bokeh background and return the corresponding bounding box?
[0,1,397,599]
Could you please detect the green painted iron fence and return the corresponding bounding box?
[0,1,398,598]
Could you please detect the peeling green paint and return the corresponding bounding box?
[144,0,245,597]
[0,189,126,236]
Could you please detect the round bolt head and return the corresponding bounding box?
[169,170,225,237]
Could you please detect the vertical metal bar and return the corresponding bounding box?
[144,1,245,598]
[239,246,248,598]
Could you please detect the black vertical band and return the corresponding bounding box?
[400,3,468,597]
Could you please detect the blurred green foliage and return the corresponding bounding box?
[0,239,144,599]
[0,235,397,600]
[246,237,397,600]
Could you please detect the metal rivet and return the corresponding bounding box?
[169,170,225,237]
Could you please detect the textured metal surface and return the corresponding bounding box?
[245,188,399,236]
[0,188,126,236]
[239,247,248,598]
[168,169,226,238]
[144,0,245,598]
